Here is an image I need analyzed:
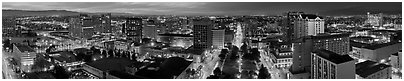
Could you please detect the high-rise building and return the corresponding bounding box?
[69,14,100,39]
[311,49,355,79]
[366,12,383,27]
[283,11,304,42]
[224,29,234,44]
[143,20,158,40]
[193,18,213,54]
[13,44,37,72]
[290,33,350,78]
[2,18,22,37]
[69,18,83,38]
[82,27,95,39]
[124,18,143,43]
[100,13,112,33]
[293,14,324,39]
[69,17,95,39]
[212,29,225,49]
[356,60,392,79]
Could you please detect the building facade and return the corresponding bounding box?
[356,60,392,79]
[13,44,37,72]
[125,18,143,43]
[290,33,350,77]
[192,18,213,53]
[366,12,383,27]
[212,29,225,49]
[311,49,355,79]
[293,14,324,39]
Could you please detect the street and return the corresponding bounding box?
[2,50,20,79]
[258,50,287,79]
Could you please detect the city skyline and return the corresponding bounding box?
[2,2,402,16]
[2,1,402,79]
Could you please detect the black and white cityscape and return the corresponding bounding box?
[1,2,402,79]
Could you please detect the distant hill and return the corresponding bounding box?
[318,6,401,16]
[2,9,135,17]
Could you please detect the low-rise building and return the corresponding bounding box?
[351,41,401,63]
[13,44,37,72]
[273,50,293,68]
[355,60,392,79]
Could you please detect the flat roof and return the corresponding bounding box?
[158,34,192,37]
[309,33,350,39]
[363,42,400,50]
[51,51,77,63]
[86,58,134,72]
[14,44,35,52]
[300,14,323,19]
[355,60,391,78]
[25,72,55,79]
[313,49,354,64]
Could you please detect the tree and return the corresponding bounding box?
[108,49,114,57]
[102,50,107,56]
[219,49,228,60]
[52,65,69,79]
[258,65,270,79]
[3,39,11,49]
[207,75,220,79]
[213,67,222,76]
[221,49,229,55]
[240,43,249,54]
[131,53,137,60]
[90,46,101,54]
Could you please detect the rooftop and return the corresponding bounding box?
[86,58,134,72]
[370,30,398,33]
[363,41,401,50]
[300,14,323,19]
[49,51,77,63]
[25,72,55,79]
[312,49,354,64]
[355,60,391,78]
[392,52,398,56]
[14,44,35,52]
[309,33,351,39]
[108,71,147,79]
[158,33,193,37]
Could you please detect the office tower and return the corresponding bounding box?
[224,29,234,44]
[13,44,37,72]
[283,11,304,42]
[193,18,213,53]
[143,20,158,40]
[311,49,355,79]
[124,18,143,43]
[69,14,99,39]
[69,18,83,38]
[100,13,112,33]
[356,60,392,79]
[366,12,383,27]
[212,29,225,49]
[82,27,95,39]
[80,14,95,27]
[294,14,324,39]
[290,33,350,78]
[2,18,21,37]
[69,17,95,39]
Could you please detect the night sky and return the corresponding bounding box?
[2,2,402,16]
